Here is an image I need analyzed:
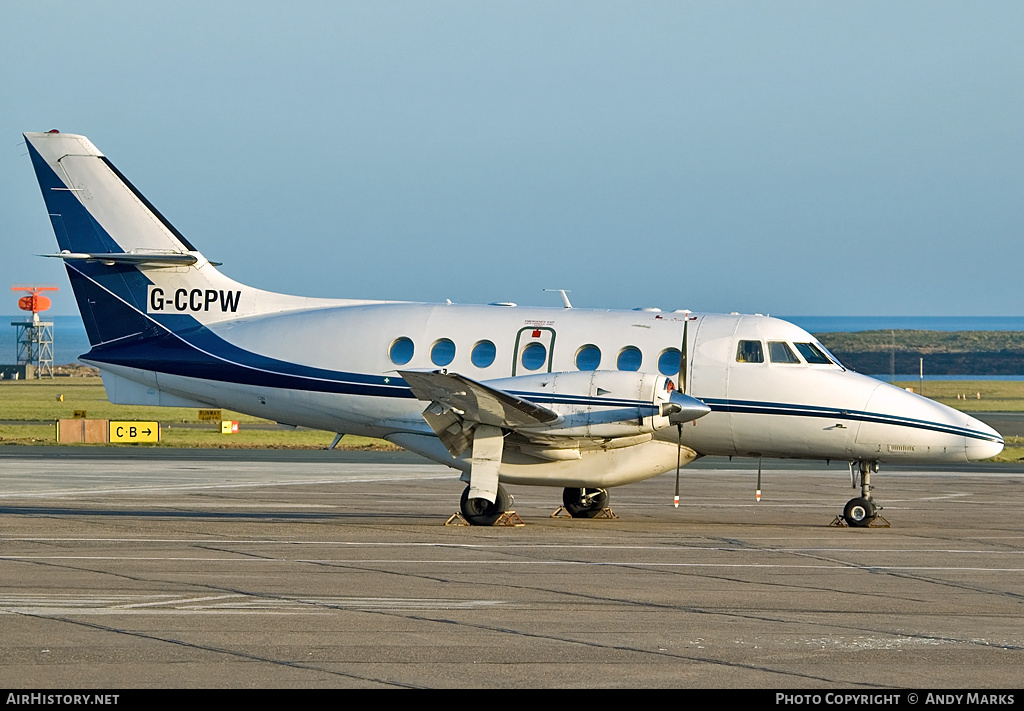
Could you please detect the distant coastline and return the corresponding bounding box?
[3,315,1023,376]
[782,315,1024,333]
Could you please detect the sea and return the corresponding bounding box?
[4,314,1024,379]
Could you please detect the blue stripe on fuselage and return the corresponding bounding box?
[85,327,415,398]
[701,398,1001,444]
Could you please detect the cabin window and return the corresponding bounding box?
[389,337,414,365]
[617,346,642,371]
[471,340,496,368]
[768,341,801,364]
[736,340,764,363]
[521,342,547,371]
[794,342,832,365]
[430,338,456,367]
[575,345,601,371]
[658,348,681,376]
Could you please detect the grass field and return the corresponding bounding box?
[0,379,396,450]
[0,379,274,423]
[892,379,1024,411]
[1,377,1021,459]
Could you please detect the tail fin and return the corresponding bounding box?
[25,131,198,257]
[24,131,338,349]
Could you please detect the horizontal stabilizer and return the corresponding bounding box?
[41,250,199,266]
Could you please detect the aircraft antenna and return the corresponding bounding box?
[543,289,573,309]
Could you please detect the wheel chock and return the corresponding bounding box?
[444,511,525,527]
[495,510,525,526]
[550,506,618,519]
[829,514,891,528]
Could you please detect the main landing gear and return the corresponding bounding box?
[562,487,609,518]
[460,484,512,526]
[457,485,611,525]
[844,460,879,527]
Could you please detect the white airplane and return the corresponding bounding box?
[23,130,1004,526]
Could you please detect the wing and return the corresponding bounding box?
[399,370,563,457]
[398,369,709,461]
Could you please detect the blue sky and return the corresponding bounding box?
[2,1,1021,316]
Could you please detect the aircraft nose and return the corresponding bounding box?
[964,415,1004,461]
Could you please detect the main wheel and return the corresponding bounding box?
[843,497,877,527]
[562,487,609,518]
[460,484,510,526]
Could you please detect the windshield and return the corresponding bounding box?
[795,341,843,368]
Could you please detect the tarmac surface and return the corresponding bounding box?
[0,447,1022,689]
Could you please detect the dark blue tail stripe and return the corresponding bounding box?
[27,141,121,255]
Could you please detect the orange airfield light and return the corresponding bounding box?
[12,286,58,314]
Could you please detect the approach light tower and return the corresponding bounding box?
[11,285,57,378]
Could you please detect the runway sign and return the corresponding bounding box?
[109,421,160,443]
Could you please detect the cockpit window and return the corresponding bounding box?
[736,340,764,363]
[794,342,833,365]
[768,341,801,363]
[814,342,845,369]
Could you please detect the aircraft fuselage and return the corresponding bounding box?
[89,300,1002,482]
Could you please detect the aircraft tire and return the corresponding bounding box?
[562,487,609,518]
[843,497,877,528]
[460,484,510,526]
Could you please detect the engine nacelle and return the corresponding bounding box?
[485,370,705,439]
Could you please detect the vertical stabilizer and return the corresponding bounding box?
[23,131,354,348]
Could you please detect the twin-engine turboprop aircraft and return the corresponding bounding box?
[23,130,1004,526]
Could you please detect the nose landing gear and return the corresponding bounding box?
[843,496,877,526]
[844,460,880,527]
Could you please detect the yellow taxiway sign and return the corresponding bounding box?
[108,421,160,443]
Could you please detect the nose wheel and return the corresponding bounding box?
[843,496,877,527]
[843,460,880,527]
